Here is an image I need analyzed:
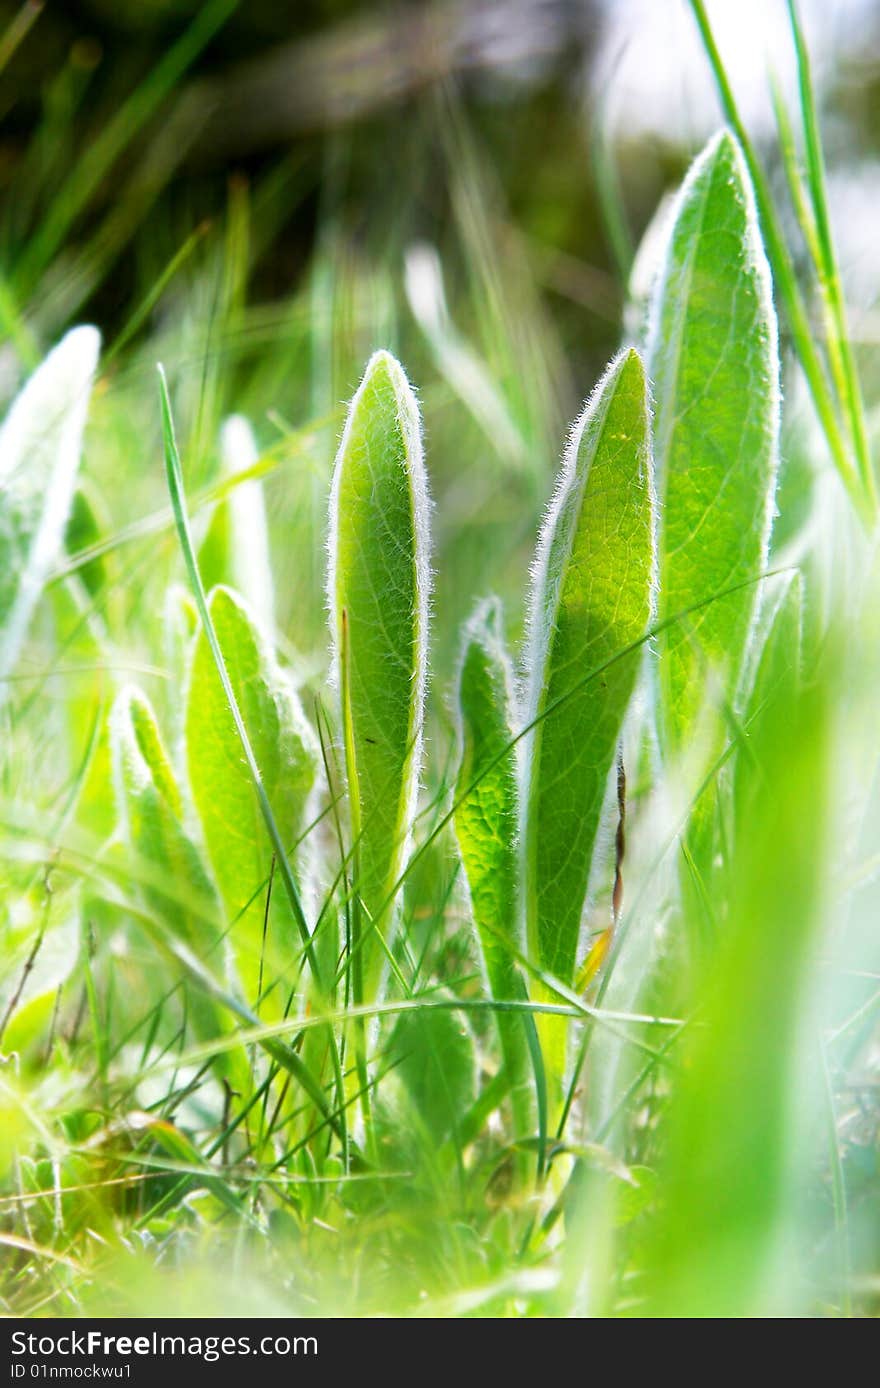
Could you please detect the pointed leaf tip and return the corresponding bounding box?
[647,123,780,754]
[328,351,431,997]
[522,350,655,989]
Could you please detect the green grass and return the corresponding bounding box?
[1,3,879,1319]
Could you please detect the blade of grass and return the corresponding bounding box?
[785,0,875,508]
[14,0,239,294]
[0,2,43,79]
[105,221,213,366]
[186,586,318,1016]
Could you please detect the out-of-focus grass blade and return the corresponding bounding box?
[64,483,110,601]
[390,997,476,1146]
[642,668,830,1317]
[163,583,198,709]
[328,350,431,1002]
[522,348,654,993]
[106,221,212,366]
[647,130,780,755]
[454,597,534,1154]
[14,0,239,296]
[438,87,566,476]
[0,272,38,365]
[186,585,318,1015]
[404,244,527,468]
[0,2,43,79]
[0,325,100,689]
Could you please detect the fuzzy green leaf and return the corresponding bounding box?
[0,326,100,685]
[390,1000,476,1144]
[112,685,218,951]
[455,598,520,1000]
[328,350,431,996]
[186,585,318,1014]
[647,129,780,752]
[522,348,655,988]
[110,684,241,1074]
[454,597,532,1134]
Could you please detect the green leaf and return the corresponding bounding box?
[390,998,476,1145]
[111,684,240,1074]
[111,684,219,959]
[0,325,100,686]
[647,129,781,753]
[186,585,318,1014]
[522,348,655,989]
[328,350,431,998]
[454,597,534,1147]
[455,598,520,1001]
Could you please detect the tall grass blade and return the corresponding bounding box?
[14,0,239,295]
[785,0,875,506]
